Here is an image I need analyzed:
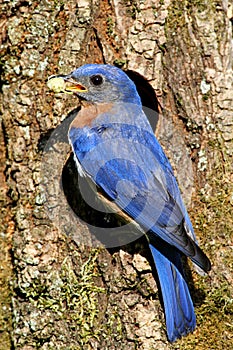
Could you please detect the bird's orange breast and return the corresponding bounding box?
[70,102,114,129]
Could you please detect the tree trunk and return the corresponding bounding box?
[0,0,232,349]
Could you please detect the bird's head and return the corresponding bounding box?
[48,64,141,105]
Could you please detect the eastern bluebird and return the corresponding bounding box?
[48,64,211,342]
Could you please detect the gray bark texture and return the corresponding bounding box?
[0,0,232,349]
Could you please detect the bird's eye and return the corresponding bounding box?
[90,74,103,86]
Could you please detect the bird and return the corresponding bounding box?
[47,64,211,342]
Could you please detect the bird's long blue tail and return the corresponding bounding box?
[149,244,196,342]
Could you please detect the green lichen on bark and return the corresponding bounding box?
[14,248,106,348]
[0,213,13,350]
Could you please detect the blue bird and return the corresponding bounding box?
[48,64,211,342]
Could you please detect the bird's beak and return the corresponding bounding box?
[63,76,88,93]
[47,74,88,94]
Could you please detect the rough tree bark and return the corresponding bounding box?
[0,0,232,349]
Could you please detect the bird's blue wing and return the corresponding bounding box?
[69,111,210,272]
[68,98,211,343]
